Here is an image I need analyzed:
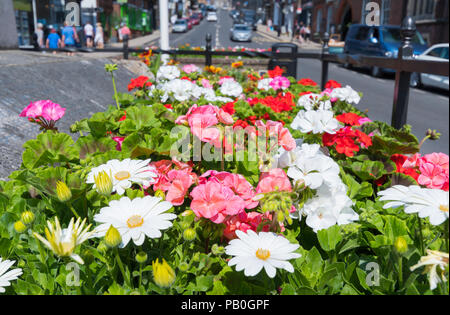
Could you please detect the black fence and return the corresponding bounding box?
[20,17,448,130]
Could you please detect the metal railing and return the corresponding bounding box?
[19,17,448,130]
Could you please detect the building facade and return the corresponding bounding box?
[311,0,448,45]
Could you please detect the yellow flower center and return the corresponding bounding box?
[255,248,271,261]
[439,205,449,213]
[127,215,144,229]
[115,171,131,181]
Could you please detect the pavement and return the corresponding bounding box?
[255,25,322,51]
[0,50,148,179]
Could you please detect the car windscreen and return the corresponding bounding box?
[175,21,186,25]
[234,26,250,31]
[382,28,426,45]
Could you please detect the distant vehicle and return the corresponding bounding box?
[230,9,239,20]
[344,24,428,77]
[410,43,449,90]
[190,14,200,25]
[207,5,217,12]
[207,12,218,22]
[182,18,193,30]
[241,9,257,31]
[173,19,189,33]
[230,24,252,42]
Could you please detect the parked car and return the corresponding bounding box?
[230,24,252,42]
[173,19,189,33]
[241,9,257,31]
[189,14,200,26]
[183,18,193,30]
[207,12,217,22]
[410,43,449,90]
[230,9,239,20]
[344,24,428,77]
[329,34,345,54]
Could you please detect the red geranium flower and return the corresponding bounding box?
[297,78,318,86]
[323,127,372,157]
[324,80,342,90]
[299,91,313,97]
[128,76,152,91]
[118,111,127,121]
[222,101,236,115]
[336,113,363,126]
[268,66,284,78]
[391,154,420,181]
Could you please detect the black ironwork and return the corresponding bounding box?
[19,17,449,130]
[268,43,298,78]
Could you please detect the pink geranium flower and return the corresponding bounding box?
[269,76,290,90]
[182,64,199,74]
[165,170,194,206]
[321,88,338,102]
[256,168,292,194]
[418,163,448,190]
[255,120,296,152]
[112,136,125,151]
[218,76,235,85]
[201,79,213,89]
[20,100,65,121]
[190,181,245,224]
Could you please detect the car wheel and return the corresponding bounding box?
[371,66,383,78]
[410,72,422,88]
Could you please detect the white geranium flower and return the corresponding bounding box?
[156,65,180,82]
[225,230,301,278]
[287,154,341,189]
[0,258,23,293]
[291,110,341,134]
[220,80,243,98]
[411,250,449,291]
[378,185,449,226]
[162,79,195,102]
[330,85,361,104]
[300,184,358,233]
[87,159,157,195]
[94,196,176,247]
[257,78,273,91]
[298,93,332,111]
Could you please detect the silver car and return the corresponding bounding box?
[173,19,188,33]
[230,24,252,42]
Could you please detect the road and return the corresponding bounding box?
[154,8,449,155]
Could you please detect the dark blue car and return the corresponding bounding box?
[344,24,428,77]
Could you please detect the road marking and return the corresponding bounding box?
[376,79,385,83]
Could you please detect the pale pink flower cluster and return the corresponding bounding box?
[19,100,66,121]
[175,104,234,147]
[201,78,213,89]
[269,76,290,90]
[403,153,449,191]
[254,120,296,152]
[182,64,200,74]
[256,168,292,194]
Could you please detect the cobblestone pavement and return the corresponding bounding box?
[0,50,139,180]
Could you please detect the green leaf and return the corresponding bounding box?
[280,283,297,295]
[317,225,343,252]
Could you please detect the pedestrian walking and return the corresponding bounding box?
[46,26,61,54]
[35,23,45,49]
[62,21,79,56]
[94,22,104,49]
[119,23,131,42]
[84,21,94,48]
[305,26,311,42]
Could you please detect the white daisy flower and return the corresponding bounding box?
[291,110,341,135]
[93,196,176,247]
[378,185,449,226]
[411,250,449,291]
[33,217,93,264]
[225,230,301,278]
[87,159,157,195]
[0,258,23,293]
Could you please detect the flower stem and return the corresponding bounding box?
[417,215,425,255]
[115,248,131,287]
[69,203,80,219]
[111,73,120,110]
[397,255,403,288]
[444,222,449,253]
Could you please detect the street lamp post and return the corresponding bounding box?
[159,0,170,63]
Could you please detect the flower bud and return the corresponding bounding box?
[178,262,189,272]
[136,251,148,264]
[152,258,176,288]
[56,181,72,202]
[211,244,225,256]
[21,211,35,225]
[94,171,113,195]
[104,225,122,248]
[97,241,108,254]
[183,228,196,241]
[154,190,166,200]
[14,221,27,233]
[426,129,441,141]
[181,210,194,217]
[394,236,408,254]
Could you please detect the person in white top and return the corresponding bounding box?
[84,22,94,48]
[94,22,104,49]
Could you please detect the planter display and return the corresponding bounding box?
[0,57,448,296]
